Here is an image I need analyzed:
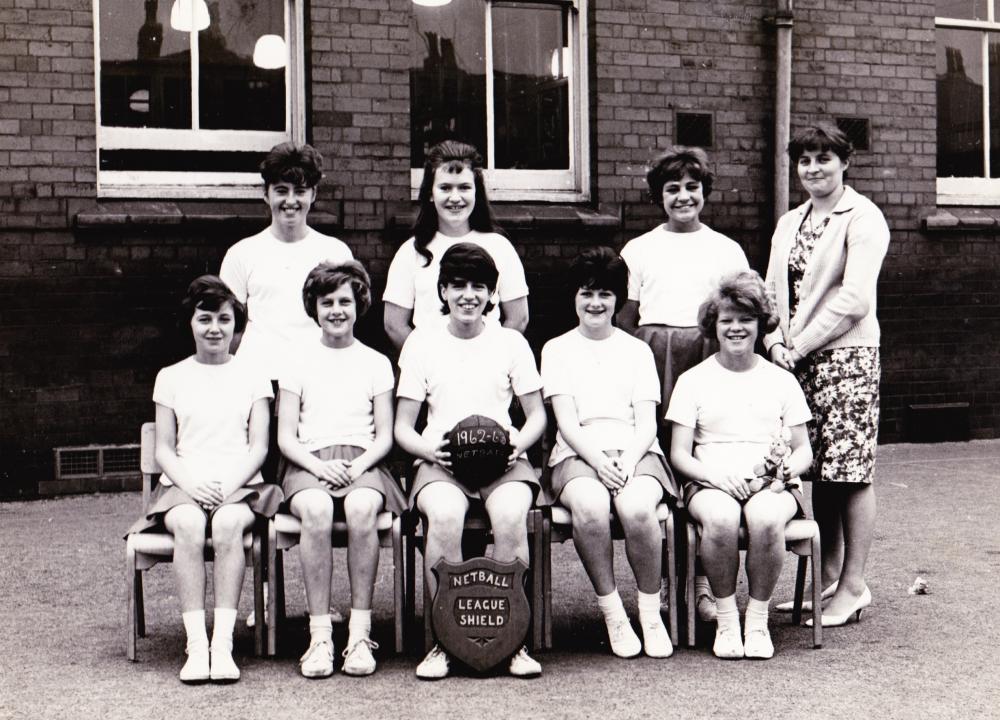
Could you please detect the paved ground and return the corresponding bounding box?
[1,441,998,720]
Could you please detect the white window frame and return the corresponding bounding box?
[410,0,590,202]
[93,0,305,199]
[936,8,1000,205]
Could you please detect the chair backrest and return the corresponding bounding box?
[139,422,160,509]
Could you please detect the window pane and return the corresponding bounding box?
[492,2,569,170]
[935,0,989,20]
[410,1,488,166]
[199,0,286,131]
[937,28,984,177]
[992,36,1000,177]
[100,0,192,128]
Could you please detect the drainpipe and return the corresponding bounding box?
[773,0,794,224]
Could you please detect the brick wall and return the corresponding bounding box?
[1,0,999,497]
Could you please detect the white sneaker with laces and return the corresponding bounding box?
[209,645,240,682]
[341,638,378,676]
[415,644,450,680]
[641,617,674,658]
[299,639,335,679]
[606,617,642,658]
[508,646,542,678]
[179,642,210,684]
[743,625,774,659]
[713,623,744,659]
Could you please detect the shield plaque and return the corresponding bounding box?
[430,557,530,672]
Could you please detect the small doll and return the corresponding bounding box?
[748,426,794,493]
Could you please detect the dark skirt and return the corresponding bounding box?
[408,458,540,509]
[126,482,283,536]
[281,444,406,516]
[684,480,807,518]
[543,451,678,506]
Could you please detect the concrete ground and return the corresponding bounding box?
[1,441,998,720]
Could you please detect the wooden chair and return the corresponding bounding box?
[684,516,823,648]
[540,502,679,650]
[125,422,267,660]
[264,507,406,655]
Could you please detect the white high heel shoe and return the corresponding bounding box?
[805,586,871,627]
[774,580,838,613]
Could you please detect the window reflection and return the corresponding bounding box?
[935,0,989,20]
[991,37,1000,176]
[492,3,569,169]
[936,28,984,177]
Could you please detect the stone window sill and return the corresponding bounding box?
[923,207,1000,232]
[72,200,341,231]
[390,204,620,231]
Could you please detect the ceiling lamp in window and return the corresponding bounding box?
[169,0,210,32]
[253,34,287,69]
[413,0,452,6]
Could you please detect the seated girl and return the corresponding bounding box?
[127,275,281,683]
[277,261,405,679]
[394,243,546,680]
[667,271,813,660]
[540,247,679,659]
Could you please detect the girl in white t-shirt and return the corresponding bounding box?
[540,247,678,660]
[666,271,813,661]
[127,276,281,684]
[383,141,529,352]
[277,261,405,679]
[394,243,546,680]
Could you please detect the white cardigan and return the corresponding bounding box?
[764,186,890,357]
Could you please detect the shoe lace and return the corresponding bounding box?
[299,639,332,664]
[342,638,379,659]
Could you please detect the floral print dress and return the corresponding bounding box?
[788,212,880,484]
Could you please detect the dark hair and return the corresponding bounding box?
[568,247,628,313]
[181,275,247,333]
[260,142,324,188]
[302,260,373,323]
[787,123,853,164]
[646,146,715,203]
[436,242,499,316]
[697,270,779,339]
[411,140,502,267]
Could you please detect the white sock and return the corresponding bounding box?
[596,589,628,624]
[182,610,208,651]
[211,608,237,652]
[347,608,371,646]
[636,589,662,626]
[715,593,739,631]
[309,614,333,645]
[745,597,769,632]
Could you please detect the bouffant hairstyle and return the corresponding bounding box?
[568,246,628,313]
[181,275,247,333]
[259,142,324,188]
[646,146,715,203]
[412,140,503,267]
[436,242,499,316]
[697,270,779,339]
[301,260,373,323]
[787,123,854,164]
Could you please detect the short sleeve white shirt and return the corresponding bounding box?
[541,328,663,466]
[665,355,811,479]
[279,339,394,451]
[397,323,542,450]
[620,224,749,327]
[382,230,529,330]
[152,355,273,486]
[219,227,353,379]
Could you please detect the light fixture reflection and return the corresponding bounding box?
[413,0,452,6]
[550,47,570,79]
[253,34,287,69]
[169,0,210,32]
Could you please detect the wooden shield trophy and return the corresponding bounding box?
[431,557,530,672]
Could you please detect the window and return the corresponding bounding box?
[409,0,589,201]
[94,0,304,198]
[936,1,1000,204]
[675,112,713,148]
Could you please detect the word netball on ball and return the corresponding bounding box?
[447,415,512,488]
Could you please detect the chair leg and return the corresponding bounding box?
[542,514,553,650]
[405,525,417,645]
[135,567,146,638]
[530,509,544,651]
[664,513,679,647]
[127,545,138,661]
[275,550,287,624]
[792,555,807,626]
[266,521,278,657]
[810,536,823,648]
[685,522,698,647]
[252,532,265,658]
[392,517,404,654]
[423,518,433,653]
